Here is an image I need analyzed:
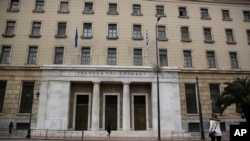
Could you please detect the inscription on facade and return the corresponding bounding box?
[76,71,147,77]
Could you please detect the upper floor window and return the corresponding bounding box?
[55,22,67,38]
[108,24,118,39]
[133,25,142,40]
[59,1,69,13]
[134,49,142,66]
[200,8,210,20]
[206,51,216,68]
[8,0,19,12]
[243,11,250,22]
[159,50,168,66]
[34,0,44,12]
[156,5,165,17]
[247,30,250,44]
[3,21,16,37]
[157,26,167,40]
[19,82,35,113]
[83,2,93,14]
[183,50,192,68]
[0,46,11,64]
[179,7,188,18]
[222,10,232,21]
[107,48,117,65]
[82,23,92,38]
[108,3,118,15]
[229,52,239,69]
[54,47,64,64]
[203,28,214,43]
[30,22,41,37]
[225,29,236,44]
[27,46,38,64]
[181,27,191,42]
[132,4,142,16]
[81,47,91,65]
[0,81,7,113]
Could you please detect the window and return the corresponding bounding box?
[185,84,198,114]
[54,47,64,64]
[200,8,210,19]
[156,5,165,16]
[133,25,142,39]
[1,46,11,64]
[132,4,142,15]
[159,50,168,66]
[34,0,44,12]
[134,49,142,66]
[0,81,7,113]
[59,1,69,13]
[81,47,90,65]
[207,51,216,68]
[27,46,38,64]
[225,29,236,44]
[108,3,118,14]
[19,82,35,113]
[108,24,118,38]
[56,22,67,37]
[83,23,92,38]
[30,22,41,37]
[83,2,93,14]
[157,26,167,40]
[107,48,116,65]
[247,30,250,44]
[181,27,191,42]
[222,10,231,21]
[3,21,16,37]
[9,0,19,11]
[229,52,239,69]
[183,50,192,67]
[179,7,188,17]
[209,84,221,113]
[243,11,250,22]
[203,28,213,43]
[188,123,200,132]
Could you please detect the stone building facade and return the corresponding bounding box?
[0,0,250,136]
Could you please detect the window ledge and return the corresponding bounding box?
[131,13,143,16]
[29,34,41,38]
[158,38,168,41]
[107,12,119,15]
[222,18,232,21]
[7,8,19,12]
[2,34,15,37]
[226,41,237,44]
[204,40,215,43]
[55,35,67,38]
[155,14,166,17]
[32,9,45,13]
[179,16,189,19]
[58,11,70,14]
[81,35,93,39]
[181,39,192,42]
[200,17,211,20]
[16,113,31,116]
[82,11,94,14]
[106,36,119,40]
[132,37,144,40]
[243,20,250,22]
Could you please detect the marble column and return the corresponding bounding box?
[91,82,100,131]
[122,82,130,131]
[151,82,158,130]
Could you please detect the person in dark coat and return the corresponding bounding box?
[9,122,14,136]
[107,126,111,138]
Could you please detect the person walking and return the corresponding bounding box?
[209,113,222,141]
[8,122,14,136]
[107,125,111,138]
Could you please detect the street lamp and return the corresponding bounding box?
[26,91,40,138]
[156,15,161,141]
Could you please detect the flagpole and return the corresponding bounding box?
[75,28,78,64]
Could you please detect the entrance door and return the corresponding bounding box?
[134,95,146,130]
[105,95,118,130]
[75,95,89,130]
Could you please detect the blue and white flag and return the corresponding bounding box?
[74,28,78,48]
[146,30,149,48]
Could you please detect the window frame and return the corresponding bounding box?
[33,0,45,13]
[159,49,168,66]
[54,47,64,64]
[8,0,20,12]
[209,84,221,113]
[29,21,41,38]
[58,1,69,13]
[203,27,214,43]
[185,83,198,114]
[107,24,118,39]
[225,29,236,44]
[81,47,91,65]
[183,50,193,68]
[179,7,188,18]
[0,81,7,113]
[27,46,38,65]
[83,2,94,14]
[0,46,11,64]
[108,3,118,15]
[222,10,232,21]
[156,5,166,17]
[200,8,211,20]
[132,4,142,16]
[55,22,67,38]
[3,21,16,37]
[133,48,142,66]
[82,23,92,38]
[133,24,143,40]
[206,51,216,68]
[19,81,35,114]
[181,26,191,42]
[107,48,117,65]
[229,52,239,69]
[243,10,250,22]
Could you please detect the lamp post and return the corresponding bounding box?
[156,15,161,141]
[26,91,40,138]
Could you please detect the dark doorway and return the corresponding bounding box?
[134,95,146,130]
[105,95,118,130]
[75,95,89,130]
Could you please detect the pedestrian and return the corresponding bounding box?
[9,121,14,136]
[107,125,111,138]
[209,113,222,141]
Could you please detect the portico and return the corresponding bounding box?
[36,65,182,134]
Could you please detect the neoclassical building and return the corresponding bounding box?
[0,0,250,136]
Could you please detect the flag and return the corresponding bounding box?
[146,30,149,48]
[74,28,78,48]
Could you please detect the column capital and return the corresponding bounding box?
[92,81,101,84]
[122,81,131,85]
